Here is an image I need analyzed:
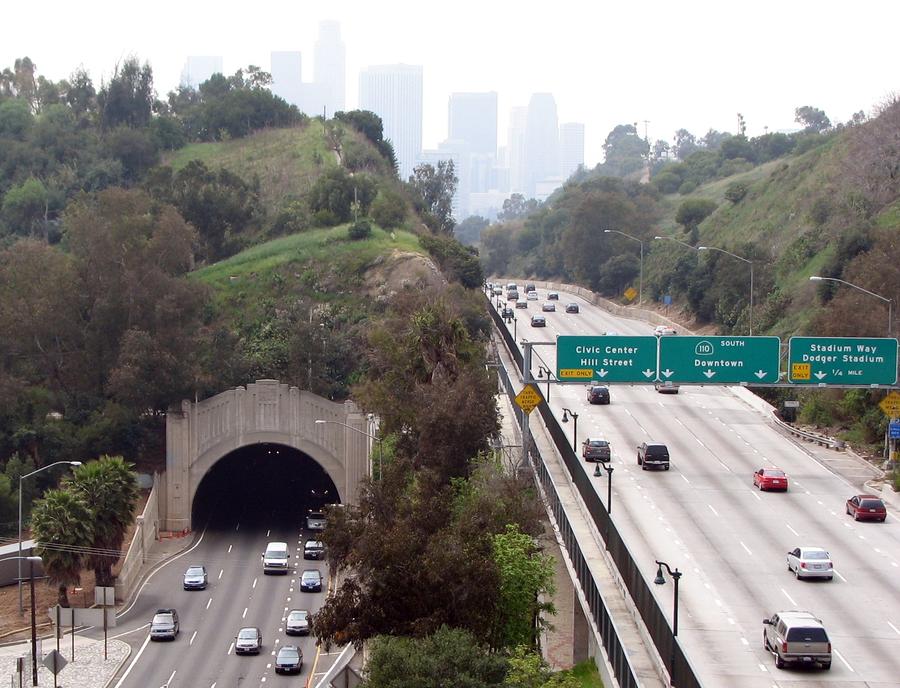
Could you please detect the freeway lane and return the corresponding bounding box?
[497,287,900,687]
[110,514,330,687]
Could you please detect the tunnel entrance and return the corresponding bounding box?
[191,443,340,529]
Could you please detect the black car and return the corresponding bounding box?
[637,442,670,470]
[303,539,325,560]
[275,645,304,674]
[530,315,546,327]
[565,303,579,313]
[547,292,559,300]
[300,569,323,592]
[501,306,514,318]
[586,385,610,404]
[525,283,536,292]
[515,300,528,309]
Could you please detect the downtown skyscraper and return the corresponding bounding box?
[314,20,346,116]
[359,64,423,180]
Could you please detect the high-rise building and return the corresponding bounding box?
[523,93,559,197]
[180,56,223,89]
[559,122,585,179]
[270,51,303,107]
[506,107,528,194]
[314,20,346,116]
[448,92,498,157]
[359,64,423,180]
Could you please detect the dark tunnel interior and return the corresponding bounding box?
[192,443,339,530]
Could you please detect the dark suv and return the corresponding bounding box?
[637,442,669,470]
[586,385,610,405]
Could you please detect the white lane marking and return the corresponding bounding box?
[227,544,233,553]
[117,526,208,620]
[112,633,152,687]
[708,504,719,517]
[227,641,234,655]
[833,569,847,582]
[167,670,177,685]
[242,607,248,619]
[218,569,223,580]
[740,637,748,645]
[211,684,217,688]
[758,663,768,672]
[681,474,690,484]
[888,621,900,635]
[266,529,271,537]
[750,490,761,501]
[740,541,752,556]
[190,630,198,645]
[833,648,854,672]
[781,588,798,606]
[206,597,212,610]
[786,523,799,536]
[235,523,240,531]
[253,577,258,589]
[109,623,150,639]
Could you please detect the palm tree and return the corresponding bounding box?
[66,456,139,587]
[31,489,93,607]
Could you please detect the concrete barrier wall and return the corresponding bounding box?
[115,473,160,602]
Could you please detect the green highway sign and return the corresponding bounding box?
[556,335,658,383]
[658,336,781,384]
[788,337,898,385]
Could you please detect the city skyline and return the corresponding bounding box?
[5,1,897,167]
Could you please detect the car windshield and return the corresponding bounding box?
[152,614,173,625]
[289,611,308,621]
[267,551,287,560]
[279,648,300,659]
[186,566,204,575]
[302,571,319,579]
[803,550,828,560]
[588,440,607,447]
[860,499,884,508]
[765,470,786,477]
[238,629,258,639]
[786,627,828,642]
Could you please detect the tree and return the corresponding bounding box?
[1,177,48,236]
[103,126,160,183]
[600,124,649,177]
[454,215,490,246]
[498,194,539,221]
[408,161,457,234]
[503,646,582,688]
[0,98,33,138]
[97,57,154,130]
[675,198,717,237]
[673,129,698,160]
[794,106,831,133]
[491,524,555,649]
[31,488,93,606]
[361,626,507,688]
[308,167,376,226]
[65,456,139,586]
[370,188,408,228]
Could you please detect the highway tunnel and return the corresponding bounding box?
[192,442,339,529]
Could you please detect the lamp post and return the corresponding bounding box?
[594,463,615,549]
[537,365,553,402]
[698,245,754,335]
[505,312,517,341]
[315,419,383,480]
[19,461,81,614]
[809,275,893,337]
[653,235,700,251]
[605,229,644,305]
[654,559,683,684]
[561,408,579,452]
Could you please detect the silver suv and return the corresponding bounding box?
[762,611,831,670]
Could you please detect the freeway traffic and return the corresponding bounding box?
[495,285,900,687]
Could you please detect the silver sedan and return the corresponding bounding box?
[786,547,833,581]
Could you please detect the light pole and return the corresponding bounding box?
[605,229,644,305]
[654,235,700,251]
[594,463,614,549]
[809,275,893,337]
[654,559,683,684]
[561,408,579,452]
[19,460,81,614]
[698,245,754,335]
[537,365,553,402]
[315,419,383,480]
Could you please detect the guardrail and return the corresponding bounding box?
[490,301,703,688]
[770,415,846,450]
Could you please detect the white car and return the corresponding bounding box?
[654,325,677,336]
[786,547,833,581]
[526,291,539,301]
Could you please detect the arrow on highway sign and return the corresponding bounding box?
[703,369,716,378]
[661,369,674,378]
[643,369,655,378]
[597,369,609,378]
[754,370,766,379]
[814,371,827,380]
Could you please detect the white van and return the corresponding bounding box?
[262,541,290,574]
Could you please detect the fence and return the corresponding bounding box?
[491,302,703,688]
[114,473,160,603]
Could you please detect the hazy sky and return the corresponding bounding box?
[5,1,898,166]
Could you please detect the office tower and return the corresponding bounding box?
[524,93,560,197]
[180,56,223,89]
[270,51,303,107]
[448,92,498,157]
[559,122,585,178]
[314,20,346,115]
[506,107,527,194]
[359,64,423,179]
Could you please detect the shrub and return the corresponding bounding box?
[653,171,682,193]
[370,189,407,228]
[348,219,372,240]
[677,180,698,195]
[808,197,831,225]
[312,209,340,227]
[724,181,748,204]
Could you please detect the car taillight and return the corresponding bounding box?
[800,562,807,568]
[782,640,788,653]
[827,562,833,568]
[827,642,831,653]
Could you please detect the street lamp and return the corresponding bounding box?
[654,559,683,683]
[537,365,553,402]
[561,408,579,452]
[698,245,754,335]
[654,235,699,251]
[315,419,384,480]
[809,275,893,337]
[19,460,81,614]
[595,464,614,549]
[505,312,517,341]
[605,229,644,305]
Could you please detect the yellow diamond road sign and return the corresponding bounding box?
[879,391,900,417]
[624,287,638,302]
[514,384,542,414]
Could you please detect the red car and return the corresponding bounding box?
[846,494,887,522]
[753,467,789,491]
